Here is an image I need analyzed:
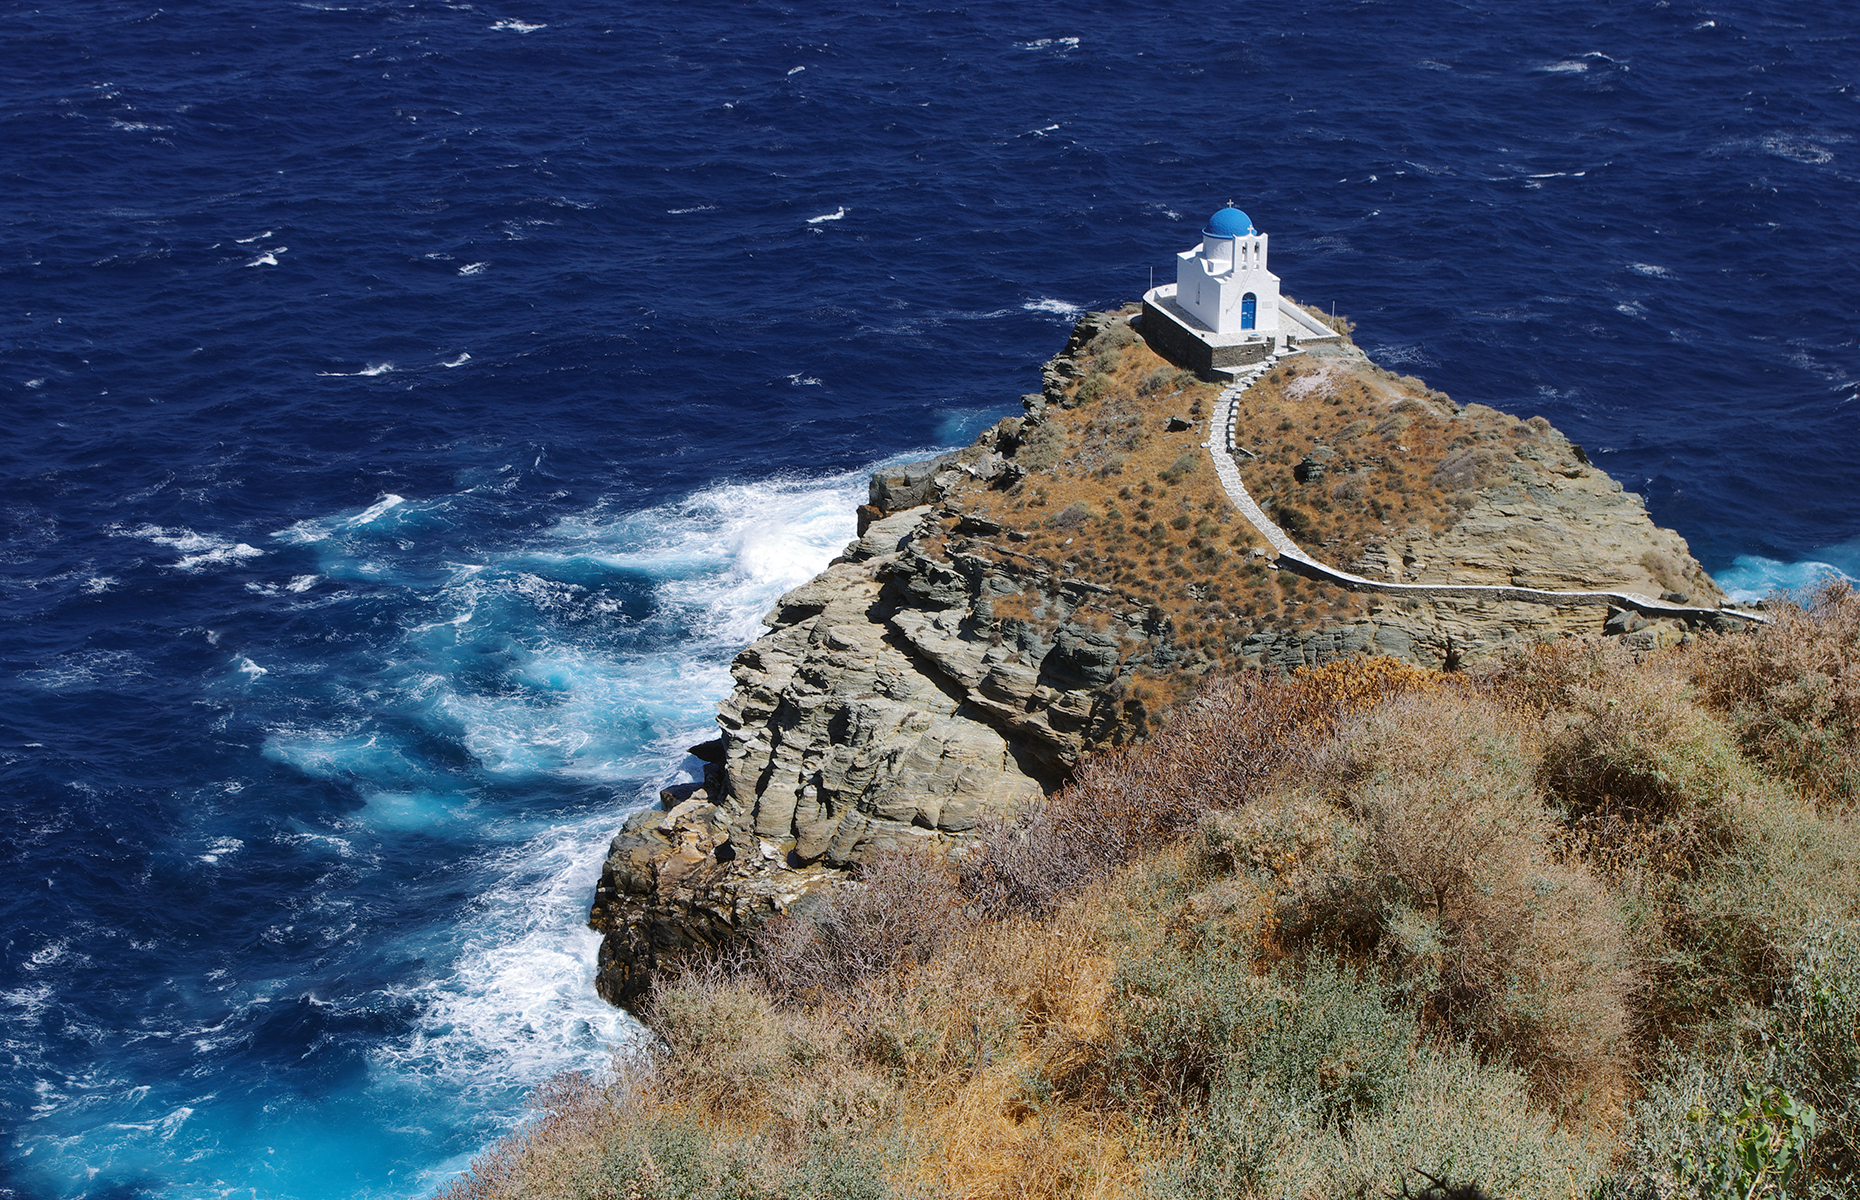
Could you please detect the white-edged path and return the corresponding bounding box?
[1203,363,1767,626]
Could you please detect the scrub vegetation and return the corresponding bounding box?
[442,586,1860,1200]
[948,309,1382,670]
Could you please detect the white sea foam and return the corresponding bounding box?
[787,372,822,386]
[26,377,45,388]
[1,983,55,1025]
[1715,555,1856,604]
[787,65,805,76]
[667,204,716,214]
[490,19,546,32]
[371,815,637,1105]
[235,657,269,680]
[806,206,846,223]
[316,362,395,377]
[234,231,272,244]
[441,352,472,367]
[1022,297,1082,317]
[200,836,245,864]
[27,940,71,970]
[244,250,283,267]
[458,262,488,276]
[558,467,870,650]
[1015,37,1080,51]
[247,466,876,1178]
[1630,262,1676,278]
[22,648,144,692]
[1536,51,1621,75]
[1758,135,1836,165]
[1374,343,1435,368]
[119,524,264,570]
[350,494,406,526]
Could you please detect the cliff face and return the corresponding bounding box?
[589,306,1742,1008]
[586,501,1170,1006]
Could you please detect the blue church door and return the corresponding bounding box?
[1240,292,1257,330]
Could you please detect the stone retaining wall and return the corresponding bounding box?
[1139,297,1273,376]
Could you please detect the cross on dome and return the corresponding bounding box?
[1203,204,1255,239]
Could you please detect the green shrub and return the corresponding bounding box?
[1148,1005,1607,1200]
[1674,1083,1818,1200]
[1538,661,1744,829]
[1159,452,1198,485]
[1076,372,1113,405]
[1657,790,1860,1045]
[1138,366,1192,396]
[1769,922,1860,1191]
[1278,1044,1606,1200]
[1108,947,1414,1128]
[1274,503,1316,541]
[1015,420,1066,471]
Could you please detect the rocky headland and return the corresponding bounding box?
[588,303,1754,1008]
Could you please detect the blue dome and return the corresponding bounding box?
[1203,205,1255,238]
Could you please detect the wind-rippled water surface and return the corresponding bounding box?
[2,1,1856,1195]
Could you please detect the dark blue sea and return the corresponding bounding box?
[2,1,1856,1195]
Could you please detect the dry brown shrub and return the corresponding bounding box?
[755,848,970,1000]
[1691,580,1860,804]
[434,1069,637,1200]
[1284,691,1635,1106]
[1474,636,1638,716]
[961,658,1451,919]
[847,895,1122,1109]
[1480,639,1745,889]
[1431,444,1512,492]
[900,1065,1142,1200]
[641,961,900,1142]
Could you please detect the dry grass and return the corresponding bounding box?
[936,313,1376,689]
[898,1061,1142,1200]
[1232,360,1559,574]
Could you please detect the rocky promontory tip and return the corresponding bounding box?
[589,302,1754,1009]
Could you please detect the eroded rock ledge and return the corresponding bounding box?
[589,306,1749,1009]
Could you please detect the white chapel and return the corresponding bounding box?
[1141,203,1337,376]
[1176,204,1281,338]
